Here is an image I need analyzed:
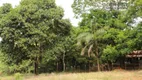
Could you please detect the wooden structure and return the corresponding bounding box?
[91,50,142,71]
[126,50,142,58]
[111,50,142,70]
[125,50,142,70]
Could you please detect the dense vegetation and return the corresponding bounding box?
[0,0,141,75]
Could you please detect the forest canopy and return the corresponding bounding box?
[0,0,142,74]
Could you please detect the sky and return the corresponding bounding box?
[0,0,79,26]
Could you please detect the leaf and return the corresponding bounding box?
[88,44,93,57]
[81,45,87,56]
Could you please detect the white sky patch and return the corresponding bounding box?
[132,17,142,26]
[0,0,20,7]
[0,37,2,42]
[135,17,142,23]
[0,0,79,26]
[56,0,79,26]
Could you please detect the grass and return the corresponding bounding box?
[1,70,142,80]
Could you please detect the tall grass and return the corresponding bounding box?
[1,70,142,80]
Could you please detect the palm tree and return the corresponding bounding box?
[77,10,108,71]
[77,29,105,71]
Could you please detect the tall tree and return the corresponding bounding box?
[0,0,71,74]
[77,10,112,71]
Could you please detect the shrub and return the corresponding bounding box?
[14,73,23,80]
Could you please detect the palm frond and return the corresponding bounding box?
[77,32,93,44]
[81,45,87,56]
[88,44,93,57]
[94,29,106,40]
[96,29,106,36]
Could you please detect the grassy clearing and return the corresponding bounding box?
[1,70,142,80]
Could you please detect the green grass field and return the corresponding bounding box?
[1,70,142,80]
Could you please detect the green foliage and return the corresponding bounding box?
[14,73,23,80]
[0,0,71,74]
[0,3,12,18]
[102,45,118,62]
[0,0,141,75]
[72,0,130,17]
[73,0,142,71]
[0,50,9,74]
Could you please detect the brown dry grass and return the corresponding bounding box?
[1,70,142,80]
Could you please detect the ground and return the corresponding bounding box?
[1,70,142,80]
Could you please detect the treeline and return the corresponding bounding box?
[0,0,142,75]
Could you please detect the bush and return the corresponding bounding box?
[14,73,23,80]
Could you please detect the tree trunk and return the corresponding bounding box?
[74,61,77,71]
[107,61,110,71]
[63,52,66,71]
[95,41,101,71]
[96,57,101,71]
[88,61,91,72]
[34,56,38,75]
[56,62,59,72]
[34,42,40,75]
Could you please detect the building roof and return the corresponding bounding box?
[126,50,142,58]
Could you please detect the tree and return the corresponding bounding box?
[121,0,142,51]
[40,27,82,72]
[72,0,130,17]
[0,0,71,74]
[0,3,12,18]
[75,3,132,70]
[77,10,113,71]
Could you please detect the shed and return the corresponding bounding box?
[125,50,142,69]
